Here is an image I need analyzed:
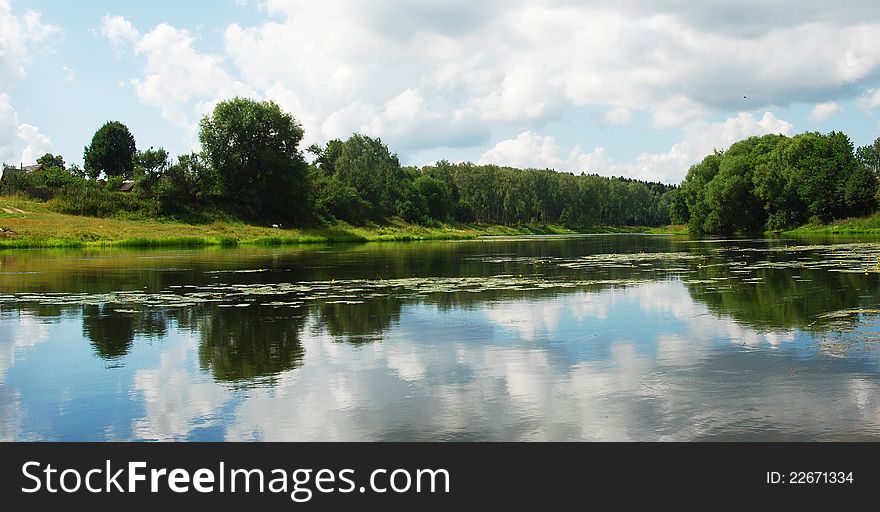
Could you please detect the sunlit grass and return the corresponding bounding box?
[782,213,880,235]
[0,196,675,249]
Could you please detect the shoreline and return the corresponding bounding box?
[0,197,685,250]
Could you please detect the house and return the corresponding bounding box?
[117,180,136,192]
[20,164,45,173]
[1,163,45,177]
[0,163,44,183]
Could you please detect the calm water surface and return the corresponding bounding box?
[2,234,880,441]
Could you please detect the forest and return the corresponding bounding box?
[680,131,880,233]
[2,97,879,234]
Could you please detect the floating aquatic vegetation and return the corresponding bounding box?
[0,273,652,311]
[816,308,880,320]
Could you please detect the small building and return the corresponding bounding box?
[1,163,44,177]
[20,164,45,173]
[0,163,43,183]
[117,180,136,192]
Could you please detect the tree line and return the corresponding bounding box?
[0,97,675,227]
[2,96,879,233]
[679,131,880,233]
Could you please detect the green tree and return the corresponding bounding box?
[154,153,219,214]
[856,136,880,177]
[310,134,404,224]
[413,174,451,222]
[199,97,308,222]
[36,153,65,170]
[334,134,403,222]
[83,121,137,179]
[134,147,170,177]
[665,188,689,224]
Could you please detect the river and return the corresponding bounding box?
[1,234,879,440]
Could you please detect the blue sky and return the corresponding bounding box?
[2,0,880,183]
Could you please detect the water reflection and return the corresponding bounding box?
[315,298,402,344]
[197,305,307,385]
[1,236,880,440]
[133,336,230,441]
[82,306,137,360]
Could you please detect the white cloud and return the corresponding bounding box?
[1,94,54,166]
[0,93,19,162]
[132,23,255,129]
[99,14,139,47]
[98,2,880,175]
[381,88,424,123]
[16,123,52,164]
[809,102,842,122]
[480,111,794,182]
[0,0,59,89]
[0,1,56,165]
[603,106,632,125]
[98,18,256,140]
[650,96,709,128]
[478,131,566,170]
[860,89,880,110]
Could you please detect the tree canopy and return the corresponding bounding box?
[6,96,879,235]
[36,153,65,170]
[83,121,137,179]
[681,132,877,234]
[199,97,308,222]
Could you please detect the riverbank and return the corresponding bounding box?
[780,212,880,235]
[0,196,682,249]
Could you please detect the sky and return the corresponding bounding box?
[2,0,880,184]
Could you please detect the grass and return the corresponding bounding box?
[0,196,681,250]
[780,212,880,235]
[646,224,689,235]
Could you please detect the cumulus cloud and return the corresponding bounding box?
[16,124,53,164]
[480,111,793,182]
[99,14,139,47]
[100,1,880,176]
[0,1,56,165]
[98,17,255,139]
[0,0,59,89]
[809,102,842,122]
[1,94,54,166]
[0,94,19,162]
[860,89,880,110]
[478,131,568,170]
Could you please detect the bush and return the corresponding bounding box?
[1,166,87,200]
[52,189,159,219]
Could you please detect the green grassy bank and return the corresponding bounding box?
[779,212,880,235]
[0,196,680,249]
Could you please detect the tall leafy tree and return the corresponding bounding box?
[857,136,880,177]
[133,147,170,177]
[199,97,308,221]
[36,153,65,170]
[310,134,404,223]
[83,121,137,179]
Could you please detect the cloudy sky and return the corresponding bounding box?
[2,0,880,183]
